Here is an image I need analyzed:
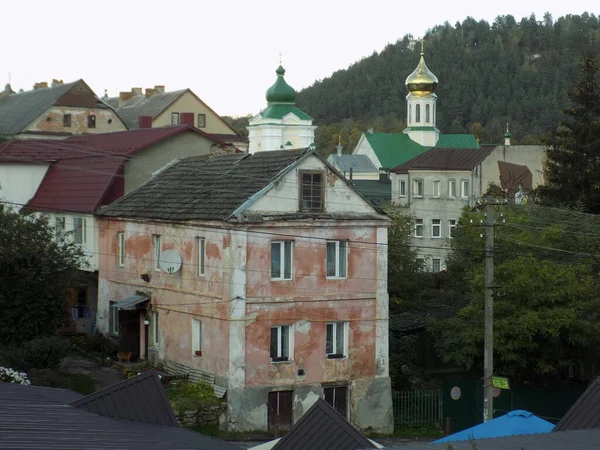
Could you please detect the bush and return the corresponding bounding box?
[73,333,118,357]
[167,381,219,417]
[22,336,71,369]
[28,368,96,394]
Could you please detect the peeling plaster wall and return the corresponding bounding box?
[27,106,126,135]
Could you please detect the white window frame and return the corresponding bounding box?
[192,319,202,356]
[414,219,424,238]
[413,179,424,198]
[326,240,348,279]
[432,219,442,238]
[270,324,293,362]
[55,216,66,241]
[197,237,206,276]
[448,219,457,238]
[432,258,441,273]
[399,180,406,197]
[109,301,119,335]
[117,232,125,267]
[271,241,293,280]
[461,180,470,198]
[171,112,180,126]
[449,180,457,198]
[73,217,87,245]
[326,322,348,358]
[152,311,159,345]
[432,180,441,198]
[152,234,161,271]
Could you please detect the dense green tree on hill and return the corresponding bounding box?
[538,55,600,213]
[296,13,600,154]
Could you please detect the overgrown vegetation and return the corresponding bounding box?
[22,336,71,369]
[167,381,220,419]
[73,333,119,359]
[28,368,96,394]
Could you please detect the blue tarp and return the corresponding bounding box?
[433,410,554,444]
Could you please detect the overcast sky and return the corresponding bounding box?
[1,0,598,117]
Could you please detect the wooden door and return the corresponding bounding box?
[324,386,348,419]
[268,390,293,430]
[118,310,140,360]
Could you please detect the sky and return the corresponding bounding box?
[1,0,598,117]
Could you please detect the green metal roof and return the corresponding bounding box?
[364,132,428,169]
[435,134,479,149]
[259,104,312,121]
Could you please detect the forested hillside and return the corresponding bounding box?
[296,12,600,154]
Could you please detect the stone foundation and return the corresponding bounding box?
[176,402,227,428]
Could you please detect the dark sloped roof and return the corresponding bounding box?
[0,381,240,450]
[70,369,177,426]
[0,80,79,135]
[0,139,74,162]
[97,148,311,221]
[352,179,391,205]
[553,377,600,432]
[110,89,188,129]
[211,132,249,143]
[391,147,495,173]
[385,428,600,450]
[327,154,378,173]
[272,398,375,450]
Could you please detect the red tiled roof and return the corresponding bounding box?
[0,139,71,163]
[390,147,495,173]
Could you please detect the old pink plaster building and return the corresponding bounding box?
[95,148,392,432]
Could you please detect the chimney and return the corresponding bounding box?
[145,88,155,98]
[180,112,194,127]
[336,134,343,156]
[154,85,165,93]
[379,168,390,183]
[119,91,134,106]
[51,79,63,86]
[138,116,153,129]
[33,82,48,90]
[367,128,374,135]
[349,167,353,181]
[131,87,143,96]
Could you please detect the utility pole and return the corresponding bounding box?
[483,198,495,422]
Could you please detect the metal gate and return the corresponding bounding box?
[393,389,443,428]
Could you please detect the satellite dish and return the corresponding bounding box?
[158,250,182,274]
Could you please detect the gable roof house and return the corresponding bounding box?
[389,144,545,270]
[0,79,127,139]
[95,148,393,434]
[106,86,248,151]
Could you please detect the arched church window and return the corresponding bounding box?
[426,104,430,123]
[408,105,412,124]
[415,104,421,123]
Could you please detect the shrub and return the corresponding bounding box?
[22,336,71,369]
[0,366,31,385]
[73,333,118,357]
[167,381,219,418]
[28,368,96,394]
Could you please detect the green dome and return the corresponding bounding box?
[266,65,296,104]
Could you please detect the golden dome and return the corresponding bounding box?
[405,50,438,96]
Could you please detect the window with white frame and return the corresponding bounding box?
[326,240,348,278]
[448,219,457,238]
[326,322,347,358]
[197,237,206,276]
[399,180,406,197]
[192,319,202,356]
[109,301,119,335]
[73,217,86,244]
[271,241,293,280]
[270,325,291,362]
[152,311,159,345]
[117,232,125,267]
[152,234,161,270]
[449,180,457,198]
[171,112,180,126]
[432,219,442,238]
[461,180,470,198]
[413,179,424,198]
[432,180,441,198]
[414,219,424,238]
[432,258,441,273]
[55,216,66,241]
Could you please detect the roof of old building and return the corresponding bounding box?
[70,369,178,427]
[391,147,495,173]
[327,154,379,174]
[0,139,75,163]
[19,126,225,213]
[0,381,240,450]
[98,148,385,222]
[351,179,392,206]
[435,134,479,149]
[362,132,428,169]
[553,377,600,432]
[272,398,376,450]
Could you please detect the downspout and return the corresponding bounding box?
[471,169,476,208]
[407,172,411,206]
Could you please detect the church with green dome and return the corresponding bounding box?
[247,65,316,153]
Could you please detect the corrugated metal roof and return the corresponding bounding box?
[363,132,428,169]
[70,369,177,426]
[553,377,600,432]
[327,154,378,173]
[351,180,391,205]
[272,398,376,450]
[390,147,495,173]
[435,134,479,149]
[111,294,150,310]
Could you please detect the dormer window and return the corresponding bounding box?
[300,171,324,212]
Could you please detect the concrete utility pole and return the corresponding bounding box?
[483,198,495,423]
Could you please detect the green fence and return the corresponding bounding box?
[393,389,443,428]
